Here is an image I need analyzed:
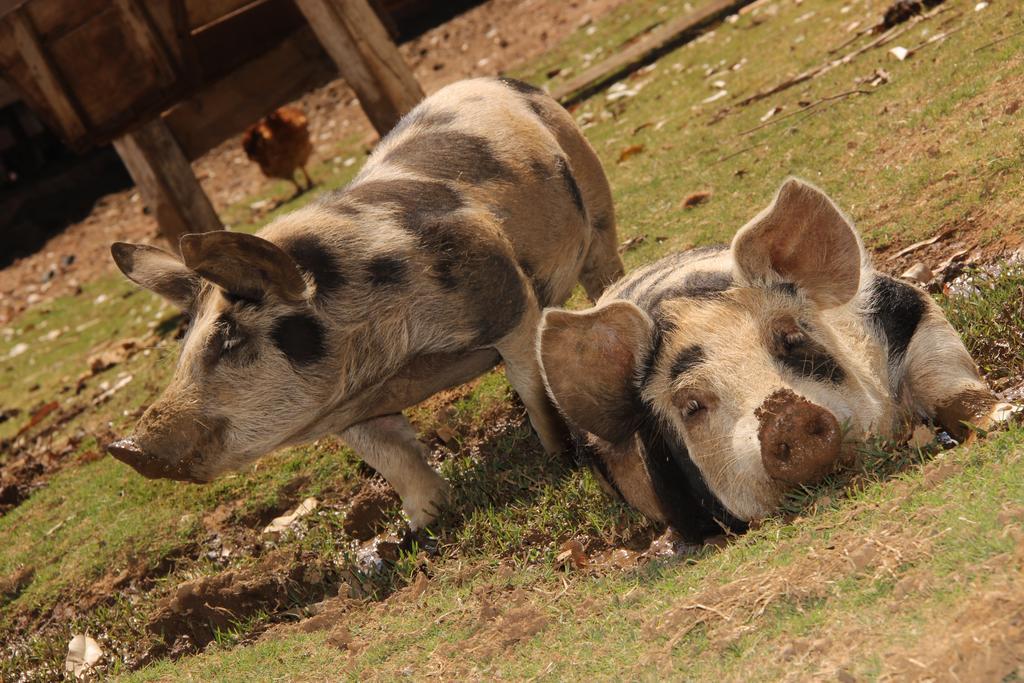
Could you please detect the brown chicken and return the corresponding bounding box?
[241,106,314,195]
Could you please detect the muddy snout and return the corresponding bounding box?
[107,437,202,482]
[755,389,842,486]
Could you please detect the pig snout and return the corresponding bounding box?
[107,437,202,482]
[755,389,841,486]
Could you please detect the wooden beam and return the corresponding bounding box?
[7,7,87,140]
[112,0,177,85]
[0,77,18,108]
[293,0,422,135]
[164,26,334,161]
[113,117,222,250]
[551,0,756,106]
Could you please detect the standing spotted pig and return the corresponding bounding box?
[107,77,624,530]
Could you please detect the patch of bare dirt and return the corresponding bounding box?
[0,0,628,325]
[145,549,340,658]
[344,483,400,541]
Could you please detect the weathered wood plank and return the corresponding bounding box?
[6,7,87,139]
[164,26,334,161]
[185,0,256,31]
[112,0,177,85]
[551,0,756,106]
[113,117,222,249]
[293,0,422,134]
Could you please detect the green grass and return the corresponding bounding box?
[2,0,1023,679]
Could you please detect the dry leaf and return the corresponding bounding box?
[681,190,713,209]
[435,425,456,445]
[263,497,319,534]
[66,634,102,679]
[617,144,645,163]
[619,235,647,253]
[908,424,935,450]
[900,263,933,286]
[556,539,588,570]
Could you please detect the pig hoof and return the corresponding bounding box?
[403,480,451,531]
[398,527,440,555]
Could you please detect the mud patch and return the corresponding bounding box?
[146,549,339,657]
[344,483,400,541]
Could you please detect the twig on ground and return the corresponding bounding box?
[733,5,950,109]
[712,143,767,165]
[739,89,873,136]
[972,26,1024,53]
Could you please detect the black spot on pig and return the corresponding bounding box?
[271,314,326,366]
[521,259,554,307]
[669,345,705,380]
[681,271,733,298]
[279,234,346,297]
[773,333,846,385]
[497,77,544,96]
[641,270,733,313]
[555,157,586,219]
[383,131,510,184]
[386,108,458,141]
[636,408,749,542]
[405,212,526,344]
[868,275,924,366]
[366,254,408,287]
[593,212,614,233]
[344,178,465,228]
[770,282,799,297]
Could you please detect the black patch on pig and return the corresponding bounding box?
[366,254,408,287]
[271,314,326,366]
[527,99,548,122]
[592,212,614,233]
[770,282,799,297]
[411,212,527,344]
[528,158,550,181]
[221,290,262,307]
[617,247,729,302]
[385,108,458,141]
[343,178,465,227]
[670,345,705,381]
[774,335,846,385]
[279,234,346,296]
[636,407,749,543]
[641,270,734,314]
[383,131,510,184]
[868,275,924,366]
[521,259,554,307]
[555,156,587,219]
[498,76,544,95]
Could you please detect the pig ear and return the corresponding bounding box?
[110,242,200,310]
[731,178,863,308]
[538,301,654,444]
[179,232,307,302]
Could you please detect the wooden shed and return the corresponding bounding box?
[0,0,425,248]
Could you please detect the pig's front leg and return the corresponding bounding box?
[340,414,449,530]
[496,306,570,454]
[898,293,1015,440]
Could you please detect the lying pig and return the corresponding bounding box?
[539,179,1014,542]
[108,77,624,530]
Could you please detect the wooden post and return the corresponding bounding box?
[113,118,223,251]
[293,0,423,135]
[8,8,88,141]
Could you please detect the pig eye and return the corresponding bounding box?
[683,399,705,418]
